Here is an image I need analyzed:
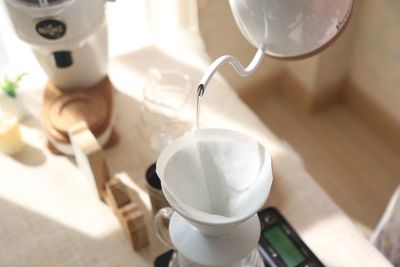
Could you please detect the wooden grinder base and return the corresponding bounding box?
[42,76,119,155]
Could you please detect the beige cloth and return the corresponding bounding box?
[0,35,392,266]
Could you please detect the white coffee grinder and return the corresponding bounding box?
[4,0,117,155]
[155,1,354,266]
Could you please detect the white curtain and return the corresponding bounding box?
[0,1,37,76]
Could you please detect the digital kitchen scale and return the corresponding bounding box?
[154,207,323,267]
[257,208,324,267]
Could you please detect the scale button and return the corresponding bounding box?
[267,246,278,257]
[263,214,276,224]
[281,225,291,234]
[300,247,310,256]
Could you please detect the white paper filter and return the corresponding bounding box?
[156,128,272,224]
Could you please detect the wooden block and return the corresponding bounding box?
[68,122,111,201]
[123,209,148,250]
[102,175,150,251]
[111,202,142,232]
[105,178,131,209]
[127,225,149,251]
[115,201,149,250]
[117,202,140,218]
[123,209,146,232]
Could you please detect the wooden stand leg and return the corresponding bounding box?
[68,122,111,201]
[69,123,149,251]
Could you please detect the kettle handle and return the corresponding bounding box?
[154,207,175,248]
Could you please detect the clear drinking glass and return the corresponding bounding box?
[140,69,193,152]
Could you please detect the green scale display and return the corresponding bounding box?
[257,208,324,267]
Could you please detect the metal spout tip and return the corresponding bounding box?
[197,84,205,97]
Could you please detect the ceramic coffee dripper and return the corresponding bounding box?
[155,128,273,266]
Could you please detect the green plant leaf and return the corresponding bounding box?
[15,73,27,83]
[1,80,17,98]
[1,73,26,98]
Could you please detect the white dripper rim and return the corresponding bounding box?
[156,128,272,225]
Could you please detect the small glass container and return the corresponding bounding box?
[140,69,193,152]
